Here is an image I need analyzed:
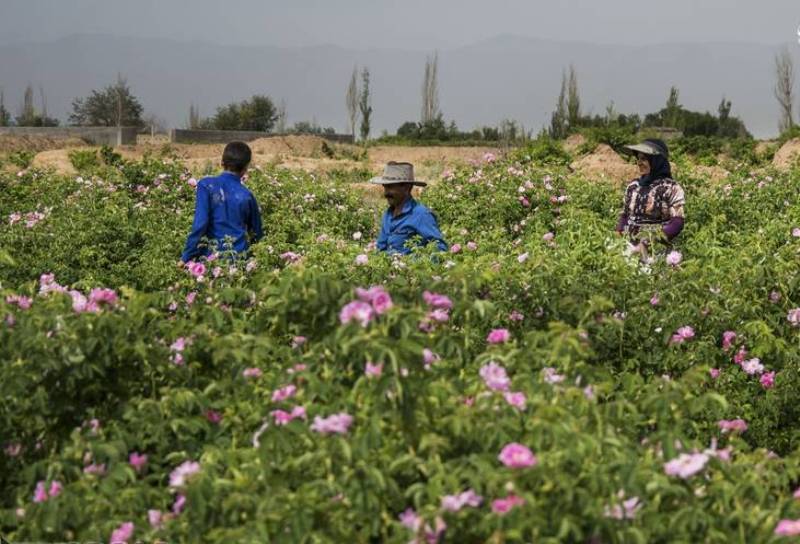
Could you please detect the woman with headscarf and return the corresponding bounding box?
[615,138,685,255]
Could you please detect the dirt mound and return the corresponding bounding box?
[250,135,329,156]
[0,135,86,154]
[351,182,386,207]
[772,138,800,170]
[563,133,587,153]
[755,141,775,156]
[31,149,80,175]
[569,144,638,183]
[368,145,500,167]
[690,165,730,183]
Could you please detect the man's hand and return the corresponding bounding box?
[177,259,186,268]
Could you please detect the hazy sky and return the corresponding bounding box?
[2,0,799,49]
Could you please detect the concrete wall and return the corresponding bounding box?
[0,126,138,146]
[170,129,354,145]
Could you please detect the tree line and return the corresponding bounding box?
[546,66,751,141]
[2,47,799,142]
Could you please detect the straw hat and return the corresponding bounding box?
[369,161,427,187]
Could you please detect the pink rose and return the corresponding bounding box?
[88,288,118,306]
[48,480,63,498]
[188,262,206,278]
[109,521,134,544]
[665,250,682,266]
[721,330,737,351]
[427,308,450,322]
[479,362,510,391]
[670,325,695,345]
[441,489,483,512]
[169,460,201,488]
[491,494,525,515]
[365,361,383,377]
[172,494,187,515]
[507,311,523,323]
[147,509,164,529]
[664,453,708,479]
[775,519,800,536]
[742,358,764,375]
[271,384,297,402]
[486,328,511,344]
[370,291,393,315]
[718,418,748,433]
[280,251,302,264]
[422,348,440,369]
[504,391,527,410]
[129,452,148,473]
[33,481,48,503]
[339,300,375,327]
[271,406,306,425]
[422,291,453,310]
[498,443,538,468]
[310,412,353,435]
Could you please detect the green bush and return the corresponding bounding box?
[8,150,35,169]
[68,149,100,173]
[579,125,638,152]
[2,151,800,542]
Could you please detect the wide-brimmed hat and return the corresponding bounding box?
[622,139,669,159]
[369,162,427,187]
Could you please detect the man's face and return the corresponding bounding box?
[383,183,412,209]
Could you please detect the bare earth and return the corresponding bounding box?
[8,134,779,186]
[8,135,501,183]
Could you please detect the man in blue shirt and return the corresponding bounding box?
[180,141,263,263]
[372,162,447,255]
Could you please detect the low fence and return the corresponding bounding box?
[0,126,138,146]
[170,129,354,145]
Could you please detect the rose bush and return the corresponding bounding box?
[1,144,800,542]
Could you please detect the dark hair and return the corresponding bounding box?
[222,141,252,172]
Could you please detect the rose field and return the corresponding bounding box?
[2,142,800,543]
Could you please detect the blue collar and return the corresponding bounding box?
[220,171,242,181]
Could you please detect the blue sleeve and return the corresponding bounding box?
[181,184,211,262]
[415,209,448,252]
[249,196,264,242]
[376,213,389,251]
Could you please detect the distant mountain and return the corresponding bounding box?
[0,33,785,138]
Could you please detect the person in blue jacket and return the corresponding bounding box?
[180,141,263,263]
[372,162,447,255]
